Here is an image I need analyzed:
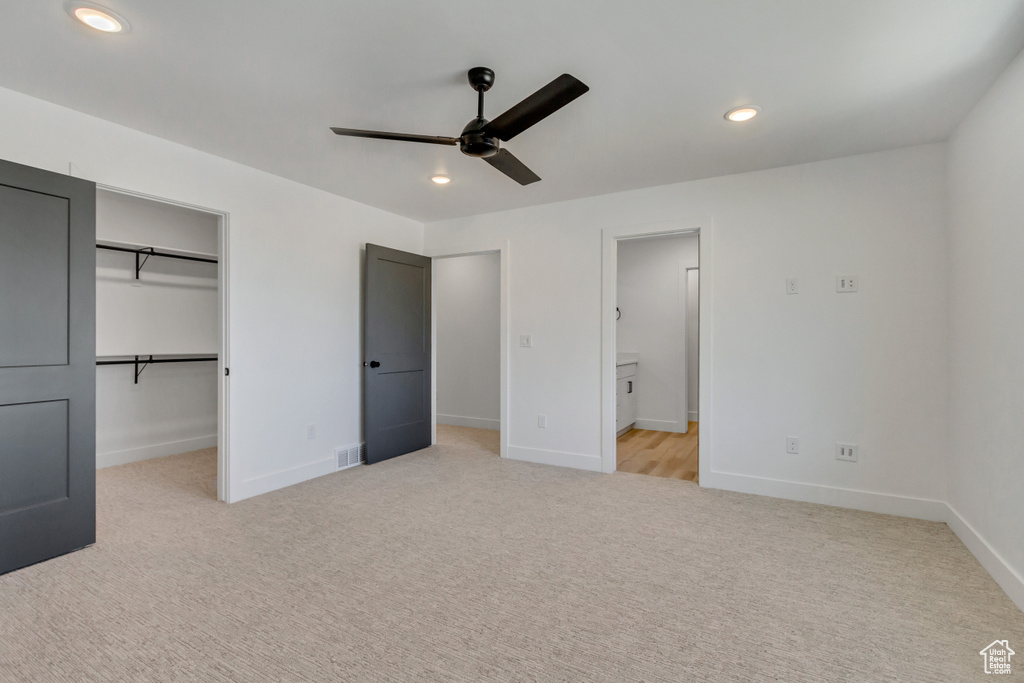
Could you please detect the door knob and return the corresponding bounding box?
[369,360,381,368]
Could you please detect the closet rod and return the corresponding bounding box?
[96,355,218,384]
[96,244,217,279]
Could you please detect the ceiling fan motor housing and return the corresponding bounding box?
[460,117,499,158]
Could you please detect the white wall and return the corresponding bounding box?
[0,85,423,502]
[96,191,219,357]
[946,47,1024,610]
[435,253,500,430]
[95,191,219,468]
[425,144,949,517]
[97,189,218,255]
[96,362,217,468]
[616,233,698,432]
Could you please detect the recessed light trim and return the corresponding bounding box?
[725,106,760,122]
[67,2,130,33]
[431,175,451,185]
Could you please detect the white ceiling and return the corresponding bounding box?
[2,1,1024,222]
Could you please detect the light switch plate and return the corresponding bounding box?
[520,334,532,348]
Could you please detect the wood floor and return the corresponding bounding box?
[617,422,699,482]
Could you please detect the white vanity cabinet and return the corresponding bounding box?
[615,362,638,436]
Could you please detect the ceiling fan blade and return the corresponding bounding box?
[330,127,459,146]
[484,74,589,142]
[483,149,541,185]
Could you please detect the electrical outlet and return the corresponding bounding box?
[520,334,532,348]
[836,443,858,462]
[786,278,799,294]
[306,424,317,440]
[836,275,858,292]
[786,437,800,454]
[537,414,547,428]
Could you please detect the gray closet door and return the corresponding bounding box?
[363,244,431,464]
[0,158,96,575]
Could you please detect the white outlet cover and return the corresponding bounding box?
[836,275,859,292]
[836,443,858,461]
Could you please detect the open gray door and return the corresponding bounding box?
[364,244,431,464]
[0,159,96,575]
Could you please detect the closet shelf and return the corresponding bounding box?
[96,240,217,279]
[96,355,218,384]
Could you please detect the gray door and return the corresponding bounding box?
[364,244,431,464]
[0,158,96,575]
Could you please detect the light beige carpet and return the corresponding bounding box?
[0,426,1020,682]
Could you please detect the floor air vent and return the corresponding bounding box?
[335,444,365,471]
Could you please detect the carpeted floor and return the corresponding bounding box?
[0,425,1020,681]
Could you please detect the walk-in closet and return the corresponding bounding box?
[94,190,221,495]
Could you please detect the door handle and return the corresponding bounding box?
[627,380,632,393]
[369,360,381,368]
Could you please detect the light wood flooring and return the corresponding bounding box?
[616,422,699,482]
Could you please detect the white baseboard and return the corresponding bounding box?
[506,445,602,472]
[702,470,949,521]
[635,418,688,433]
[437,414,500,431]
[97,434,217,469]
[688,410,699,421]
[232,456,336,503]
[946,505,1024,613]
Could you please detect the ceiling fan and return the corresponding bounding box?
[330,67,589,185]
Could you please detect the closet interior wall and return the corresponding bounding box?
[95,190,219,468]
[435,252,501,431]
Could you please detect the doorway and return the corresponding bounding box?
[614,233,699,481]
[601,221,712,481]
[427,242,510,458]
[432,251,502,454]
[94,187,230,501]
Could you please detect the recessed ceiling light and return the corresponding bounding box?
[431,175,451,185]
[67,3,130,33]
[725,106,760,122]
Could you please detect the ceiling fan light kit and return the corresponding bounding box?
[331,66,589,186]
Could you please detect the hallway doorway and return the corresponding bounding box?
[433,251,502,454]
[602,223,706,480]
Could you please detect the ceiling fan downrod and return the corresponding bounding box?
[462,67,499,158]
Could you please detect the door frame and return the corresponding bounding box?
[601,219,714,481]
[684,266,700,424]
[95,184,233,502]
[424,241,510,458]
